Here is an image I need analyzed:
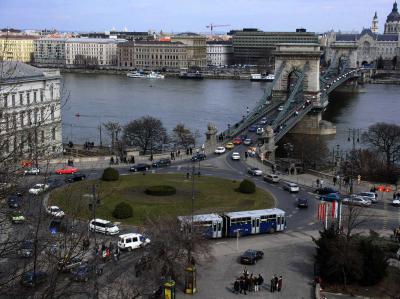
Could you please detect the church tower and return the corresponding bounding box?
[384,1,400,34]
[371,11,379,33]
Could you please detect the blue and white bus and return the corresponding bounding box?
[177,213,223,239]
[178,208,285,239]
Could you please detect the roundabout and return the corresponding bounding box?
[49,173,275,225]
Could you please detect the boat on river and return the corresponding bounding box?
[127,71,164,79]
[250,74,274,82]
[179,71,204,80]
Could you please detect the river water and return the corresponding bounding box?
[62,73,400,149]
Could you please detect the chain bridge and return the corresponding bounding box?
[219,42,362,161]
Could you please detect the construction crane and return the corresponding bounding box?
[206,23,231,35]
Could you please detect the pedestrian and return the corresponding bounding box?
[320,179,324,187]
[239,278,246,295]
[109,241,114,253]
[270,276,276,292]
[316,178,320,188]
[253,275,259,292]
[244,151,248,159]
[333,176,337,186]
[233,279,240,294]
[277,275,283,292]
[186,148,189,155]
[257,274,264,290]
[189,147,193,155]
[177,150,180,157]
[115,157,119,165]
[244,277,249,294]
[243,268,249,278]
[248,274,254,292]
[150,154,153,161]
[114,246,120,261]
[131,155,135,164]
[274,275,278,292]
[170,152,174,160]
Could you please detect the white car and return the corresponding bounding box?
[283,182,299,193]
[243,138,252,145]
[259,118,268,125]
[231,152,241,160]
[89,218,119,235]
[256,127,264,135]
[278,106,284,111]
[357,192,377,203]
[118,233,150,251]
[28,183,49,195]
[23,167,40,176]
[392,198,400,207]
[248,167,263,176]
[264,174,280,183]
[342,196,371,207]
[214,146,226,154]
[46,206,65,218]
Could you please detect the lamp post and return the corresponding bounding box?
[347,128,360,195]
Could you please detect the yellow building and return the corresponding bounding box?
[0,36,37,63]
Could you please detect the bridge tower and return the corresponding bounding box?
[271,43,322,105]
[328,42,358,70]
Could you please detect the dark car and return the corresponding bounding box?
[297,198,308,208]
[130,163,151,172]
[152,158,171,168]
[65,173,86,183]
[21,271,47,287]
[320,193,341,202]
[18,240,34,258]
[57,256,83,272]
[71,263,103,282]
[315,187,339,195]
[7,194,22,208]
[240,249,264,265]
[191,153,207,162]
[248,125,257,132]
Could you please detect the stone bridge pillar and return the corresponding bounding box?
[204,123,218,154]
[272,43,322,104]
[259,126,277,161]
[329,42,358,69]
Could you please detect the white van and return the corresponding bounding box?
[88,218,119,235]
[118,233,150,251]
[283,182,299,193]
[264,174,280,183]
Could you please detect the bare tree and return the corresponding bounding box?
[172,123,195,149]
[123,116,167,155]
[103,121,121,154]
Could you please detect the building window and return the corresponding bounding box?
[33,91,37,103]
[3,94,7,108]
[34,109,38,124]
[41,130,45,143]
[41,107,45,122]
[50,85,53,100]
[12,94,15,107]
[27,92,30,105]
[27,110,32,125]
[52,127,56,140]
[50,106,55,120]
[19,93,23,105]
[12,114,16,129]
[40,89,44,102]
[5,114,9,131]
[20,112,24,127]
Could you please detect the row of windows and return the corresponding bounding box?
[2,128,57,154]
[0,106,55,132]
[2,88,54,108]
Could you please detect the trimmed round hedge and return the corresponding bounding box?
[145,185,176,196]
[238,179,256,194]
[112,202,133,219]
[102,167,119,181]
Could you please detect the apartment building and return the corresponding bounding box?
[171,33,207,68]
[0,35,38,62]
[34,38,67,67]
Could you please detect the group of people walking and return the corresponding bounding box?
[233,269,284,295]
[95,241,120,262]
[233,270,264,295]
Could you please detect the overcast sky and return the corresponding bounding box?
[0,0,396,33]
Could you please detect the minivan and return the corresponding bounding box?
[118,233,150,251]
[283,182,299,193]
[264,174,280,183]
[88,219,119,235]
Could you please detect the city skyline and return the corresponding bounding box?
[0,0,397,34]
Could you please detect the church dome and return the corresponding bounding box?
[387,2,400,22]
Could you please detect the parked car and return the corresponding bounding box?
[297,198,308,208]
[55,166,78,175]
[65,173,86,183]
[233,137,242,145]
[315,187,339,195]
[7,194,22,208]
[248,125,257,132]
[28,183,49,195]
[10,210,25,223]
[152,158,171,168]
[278,106,284,111]
[225,142,234,149]
[243,138,252,145]
[71,263,103,282]
[357,192,378,203]
[88,218,119,235]
[283,182,299,193]
[392,198,400,207]
[342,196,371,207]
[23,167,40,176]
[21,271,47,287]
[320,193,341,202]
[214,146,226,154]
[118,233,151,251]
[57,256,83,272]
[18,240,34,258]
[240,249,264,265]
[264,174,280,183]
[231,152,241,161]
[46,206,65,218]
[191,153,207,162]
[248,167,262,176]
[131,163,151,172]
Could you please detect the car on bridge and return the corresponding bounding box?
[225,142,234,149]
[231,152,241,161]
[233,137,242,145]
[214,146,226,154]
[278,106,284,111]
[248,167,262,176]
[259,117,268,125]
[248,125,257,132]
[243,138,252,145]
[256,127,264,135]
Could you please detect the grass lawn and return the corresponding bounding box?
[49,173,275,225]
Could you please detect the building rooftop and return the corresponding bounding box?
[0,61,60,84]
[66,38,126,43]
[174,32,201,37]
[0,35,38,40]
[206,40,232,45]
[387,1,400,22]
[336,31,399,42]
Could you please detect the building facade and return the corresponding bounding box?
[65,38,125,67]
[0,62,62,160]
[206,41,233,66]
[34,38,67,66]
[231,28,319,66]
[0,35,37,63]
[171,33,207,68]
[324,2,400,68]
[117,41,188,70]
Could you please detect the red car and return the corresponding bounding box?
[55,166,78,175]
[233,138,242,145]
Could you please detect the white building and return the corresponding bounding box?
[0,62,62,160]
[206,40,233,66]
[34,38,67,67]
[65,38,126,67]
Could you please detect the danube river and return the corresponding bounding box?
[62,73,400,148]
